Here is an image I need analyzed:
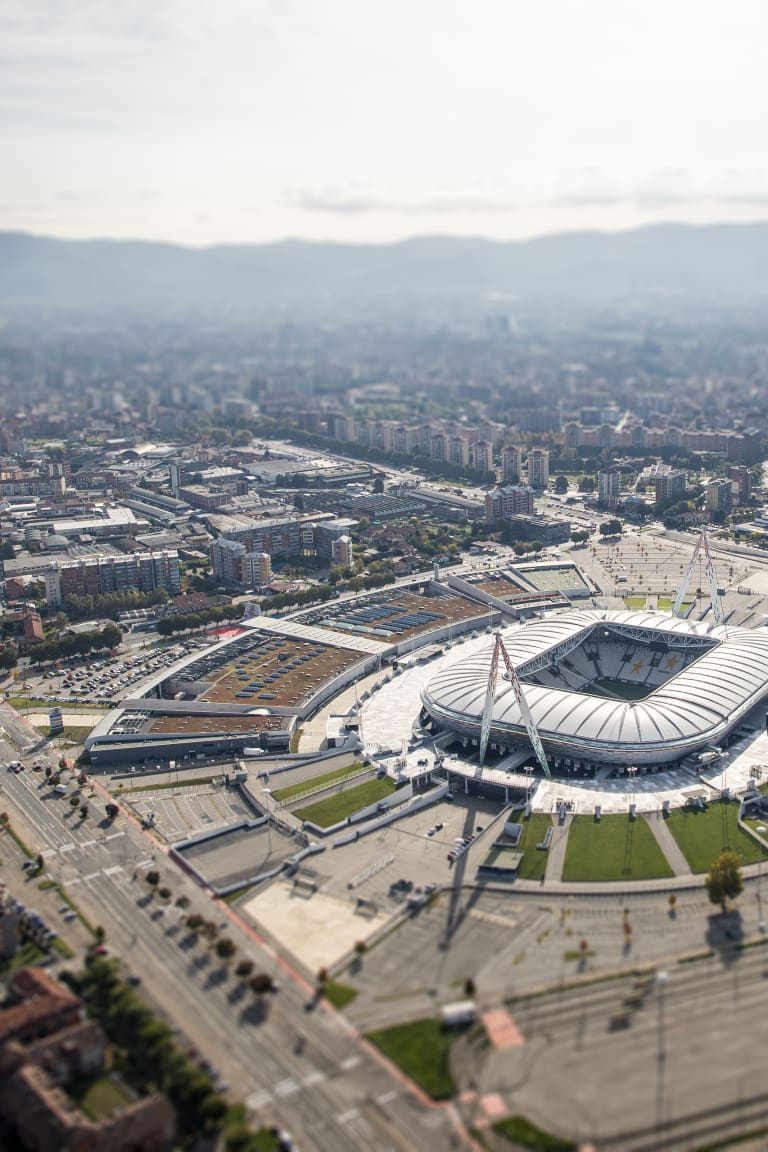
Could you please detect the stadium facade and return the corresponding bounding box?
[421,609,768,769]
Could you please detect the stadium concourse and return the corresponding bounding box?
[360,609,768,815]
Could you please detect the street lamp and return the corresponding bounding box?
[656,969,669,1139]
[758,824,766,933]
[262,787,272,856]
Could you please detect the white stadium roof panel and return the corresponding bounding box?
[421,609,768,765]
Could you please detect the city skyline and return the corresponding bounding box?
[4,0,768,246]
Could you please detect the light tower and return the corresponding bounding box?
[671,527,722,625]
[478,632,550,777]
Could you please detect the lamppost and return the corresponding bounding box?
[261,787,272,856]
[656,969,669,1141]
[757,824,766,933]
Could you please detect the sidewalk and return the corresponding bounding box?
[644,810,692,875]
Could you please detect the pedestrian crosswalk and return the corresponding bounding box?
[245,1059,395,1118]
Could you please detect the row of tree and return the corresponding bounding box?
[28,623,123,665]
[156,604,245,636]
[62,588,170,621]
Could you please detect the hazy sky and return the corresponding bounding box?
[4,0,768,245]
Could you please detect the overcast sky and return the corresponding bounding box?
[3,0,768,246]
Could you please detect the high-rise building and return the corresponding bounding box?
[501,445,522,484]
[526,449,550,490]
[654,469,687,509]
[597,470,620,509]
[484,485,535,524]
[730,465,752,506]
[473,440,492,473]
[706,478,732,516]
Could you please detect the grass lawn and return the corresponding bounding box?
[273,761,365,803]
[562,814,674,882]
[493,1114,577,1150]
[73,1075,133,1120]
[666,802,763,873]
[623,596,647,610]
[508,814,554,881]
[324,980,358,1009]
[119,776,217,794]
[367,1018,457,1099]
[295,777,396,827]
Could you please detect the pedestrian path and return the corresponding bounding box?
[544,813,571,883]
[644,811,692,875]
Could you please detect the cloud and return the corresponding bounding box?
[290,176,768,217]
[287,188,524,215]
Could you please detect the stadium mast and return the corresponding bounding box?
[479,632,551,777]
[671,528,723,625]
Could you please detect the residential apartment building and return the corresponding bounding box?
[526,449,550,490]
[485,485,535,525]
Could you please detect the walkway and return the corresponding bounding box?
[543,813,572,883]
[644,810,692,876]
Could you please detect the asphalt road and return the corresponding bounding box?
[0,702,470,1152]
[470,943,768,1151]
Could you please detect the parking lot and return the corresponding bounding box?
[121,778,254,843]
[18,637,211,708]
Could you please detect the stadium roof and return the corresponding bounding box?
[421,609,768,764]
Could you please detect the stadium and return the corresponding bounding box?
[420,609,768,773]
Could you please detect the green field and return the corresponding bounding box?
[493,1114,577,1151]
[623,596,646,610]
[324,980,358,1009]
[562,814,673,882]
[367,1018,457,1099]
[666,801,763,873]
[273,761,365,802]
[589,678,650,701]
[505,813,554,881]
[295,777,396,827]
[74,1074,133,1120]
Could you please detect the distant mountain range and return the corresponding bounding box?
[2,222,768,315]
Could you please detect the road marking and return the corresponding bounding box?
[136,857,155,869]
[41,848,57,858]
[273,1076,299,1097]
[105,831,125,841]
[336,1108,359,1124]
[59,842,75,853]
[82,872,101,882]
[303,1070,325,1087]
[80,839,95,848]
[340,1055,360,1071]
[61,878,81,887]
[376,1090,397,1105]
[246,1089,272,1110]
[103,865,123,876]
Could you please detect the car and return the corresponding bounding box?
[426,827,435,836]
[93,945,108,955]
[434,823,443,831]
[127,974,141,985]
[22,860,36,871]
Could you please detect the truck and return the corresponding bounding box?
[440,1000,477,1028]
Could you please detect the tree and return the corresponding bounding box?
[69,795,79,808]
[373,475,385,494]
[79,804,89,820]
[235,959,254,979]
[216,937,236,961]
[105,803,119,821]
[706,851,743,912]
[668,893,677,917]
[250,972,274,997]
[145,870,160,888]
[554,475,568,494]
